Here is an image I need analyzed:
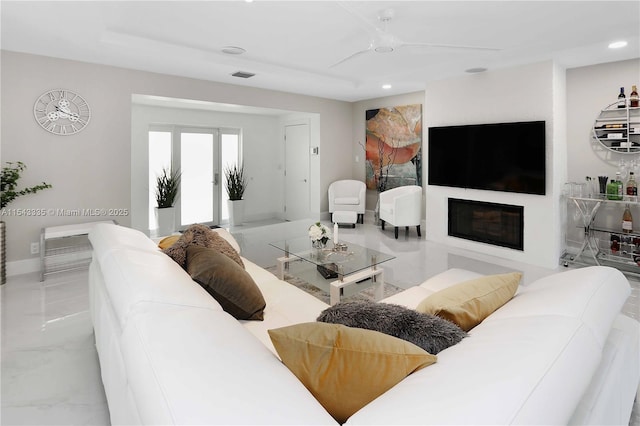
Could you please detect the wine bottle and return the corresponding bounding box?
[595,123,627,129]
[607,178,619,200]
[618,87,626,108]
[627,171,638,196]
[631,85,639,108]
[623,204,633,233]
[616,171,624,199]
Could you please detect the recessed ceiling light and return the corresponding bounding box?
[231,71,255,79]
[382,84,392,89]
[222,46,246,55]
[375,46,394,53]
[608,40,628,49]
[465,67,487,73]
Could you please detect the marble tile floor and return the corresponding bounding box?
[1,219,638,425]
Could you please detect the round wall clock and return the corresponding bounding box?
[33,89,91,135]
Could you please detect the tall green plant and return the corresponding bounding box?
[1,161,52,209]
[224,163,247,201]
[155,167,181,208]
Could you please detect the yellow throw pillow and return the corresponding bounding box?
[416,272,521,331]
[268,322,436,424]
[157,234,180,250]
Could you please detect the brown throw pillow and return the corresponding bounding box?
[186,245,265,321]
[163,224,244,269]
[269,322,436,424]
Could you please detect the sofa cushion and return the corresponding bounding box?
[416,272,521,331]
[317,301,466,354]
[268,322,436,424]
[418,268,485,293]
[89,223,160,263]
[485,266,631,347]
[186,246,265,321]
[334,196,360,205]
[121,306,339,425]
[347,315,601,425]
[164,224,244,269]
[96,247,222,329]
[241,259,330,355]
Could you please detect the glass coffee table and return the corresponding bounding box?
[269,237,395,305]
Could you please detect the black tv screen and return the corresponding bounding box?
[428,121,546,195]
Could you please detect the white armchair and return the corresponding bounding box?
[328,180,366,224]
[379,185,422,239]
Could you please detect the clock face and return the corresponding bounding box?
[33,89,91,135]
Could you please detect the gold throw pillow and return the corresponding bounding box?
[268,322,436,424]
[416,272,521,331]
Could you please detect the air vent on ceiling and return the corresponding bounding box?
[231,71,256,79]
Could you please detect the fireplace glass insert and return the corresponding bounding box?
[448,198,524,250]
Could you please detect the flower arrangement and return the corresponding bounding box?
[308,222,331,245]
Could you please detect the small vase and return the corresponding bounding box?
[312,240,326,250]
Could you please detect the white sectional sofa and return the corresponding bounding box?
[88,223,639,425]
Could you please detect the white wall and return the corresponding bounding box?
[1,50,352,270]
[424,60,566,269]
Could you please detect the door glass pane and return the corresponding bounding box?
[181,132,214,225]
[220,133,239,222]
[149,131,172,230]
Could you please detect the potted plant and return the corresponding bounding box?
[1,161,52,284]
[154,167,181,236]
[224,163,247,226]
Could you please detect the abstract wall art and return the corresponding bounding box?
[365,104,422,192]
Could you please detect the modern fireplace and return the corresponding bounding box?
[448,198,524,250]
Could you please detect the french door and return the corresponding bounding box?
[149,126,241,231]
[179,128,219,227]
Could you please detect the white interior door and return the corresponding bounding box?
[285,124,310,220]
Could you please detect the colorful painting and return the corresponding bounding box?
[365,104,422,192]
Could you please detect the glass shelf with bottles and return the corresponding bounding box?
[593,96,640,154]
[567,194,640,204]
[594,232,640,269]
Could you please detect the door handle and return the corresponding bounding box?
[213,172,219,185]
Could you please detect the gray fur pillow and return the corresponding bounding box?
[317,301,466,354]
[163,224,244,270]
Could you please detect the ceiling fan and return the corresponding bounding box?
[330,6,501,68]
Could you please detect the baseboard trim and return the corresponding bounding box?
[7,258,40,277]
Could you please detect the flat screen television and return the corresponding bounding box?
[428,120,546,195]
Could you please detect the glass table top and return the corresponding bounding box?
[269,236,395,277]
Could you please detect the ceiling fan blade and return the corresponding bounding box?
[335,1,380,38]
[399,41,501,52]
[329,46,373,68]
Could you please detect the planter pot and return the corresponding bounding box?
[228,199,245,226]
[155,207,176,236]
